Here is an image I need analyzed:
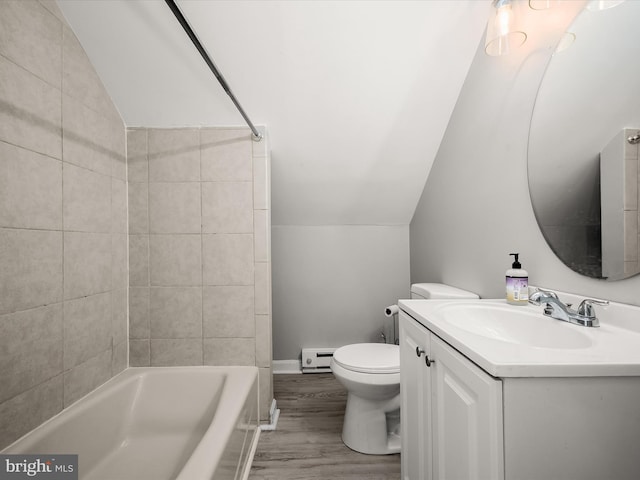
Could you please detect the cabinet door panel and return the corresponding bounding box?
[399,312,432,480]
[431,335,503,480]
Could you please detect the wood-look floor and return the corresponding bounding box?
[248,374,401,480]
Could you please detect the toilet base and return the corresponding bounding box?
[341,391,401,455]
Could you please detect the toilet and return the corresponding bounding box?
[330,283,479,455]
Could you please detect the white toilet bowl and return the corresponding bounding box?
[330,343,400,455]
[330,284,479,455]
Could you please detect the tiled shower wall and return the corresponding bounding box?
[623,128,639,275]
[602,128,640,279]
[126,127,273,419]
[0,1,127,449]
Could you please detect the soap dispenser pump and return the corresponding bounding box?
[506,253,528,306]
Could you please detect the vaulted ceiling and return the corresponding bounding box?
[57,0,491,226]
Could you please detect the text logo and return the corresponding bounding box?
[0,455,77,480]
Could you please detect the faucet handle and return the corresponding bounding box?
[529,288,559,305]
[577,298,609,319]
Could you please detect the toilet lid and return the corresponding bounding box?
[333,343,400,374]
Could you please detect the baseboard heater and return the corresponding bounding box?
[301,348,336,373]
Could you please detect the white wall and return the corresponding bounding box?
[410,2,640,307]
[272,225,410,360]
[56,0,490,228]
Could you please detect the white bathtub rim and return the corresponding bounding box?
[175,366,259,480]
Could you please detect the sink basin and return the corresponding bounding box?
[435,303,593,349]
[399,295,640,377]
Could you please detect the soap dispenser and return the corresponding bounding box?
[506,253,528,306]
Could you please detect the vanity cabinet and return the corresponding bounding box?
[400,311,503,480]
[400,306,640,480]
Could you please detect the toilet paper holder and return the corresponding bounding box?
[385,304,399,317]
[384,304,400,345]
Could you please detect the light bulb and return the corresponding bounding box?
[485,0,527,56]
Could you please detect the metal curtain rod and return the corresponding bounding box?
[164,0,263,142]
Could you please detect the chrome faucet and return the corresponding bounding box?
[528,288,608,327]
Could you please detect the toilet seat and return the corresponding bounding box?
[333,343,399,374]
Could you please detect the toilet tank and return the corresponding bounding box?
[410,283,479,300]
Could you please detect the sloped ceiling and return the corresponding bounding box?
[57,0,490,226]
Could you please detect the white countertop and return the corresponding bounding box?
[398,296,640,378]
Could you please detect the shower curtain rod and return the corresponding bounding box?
[165,0,263,142]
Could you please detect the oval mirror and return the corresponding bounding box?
[528,1,640,281]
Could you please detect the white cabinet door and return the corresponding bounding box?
[399,312,432,480]
[430,335,504,480]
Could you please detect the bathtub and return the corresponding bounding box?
[2,366,260,480]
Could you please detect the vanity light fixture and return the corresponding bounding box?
[586,0,625,11]
[485,0,527,56]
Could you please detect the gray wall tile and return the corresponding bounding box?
[0,55,61,159]
[203,286,254,337]
[201,128,252,181]
[624,211,638,262]
[253,155,270,210]
[254,262,271,315]
[63,163,111,233]
[150,339,202,366]
[204,338,255,366]
[624,159,638,211]
[203,234,254,285]
[255,314,272,368]
[258,367,272,421]
[149,234,202,286]
[38,1,66,26]
[253,209,270,262]
[111,131,127,181]
[112,340,127,376]
[129,287,150,339]
[0,141,62,230]
[64,232,111,300]
[63,349,112,406]
[202,182,253,233]
[129,235,150,287]
[128,182,149,234]
[129,339,150,367]
[63,293,112,370]
[127,129,148,182]
[0,304,63,404]
[111,287,127,346]
[111,178,127,234]
[0,376,63,451]
[0,0,62,88]
[62,95,116,177]
[0,228,63,315]
[149,182,201,234]
[148,128,200,182]
[112,233,128,290]
[150,287,202,338]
